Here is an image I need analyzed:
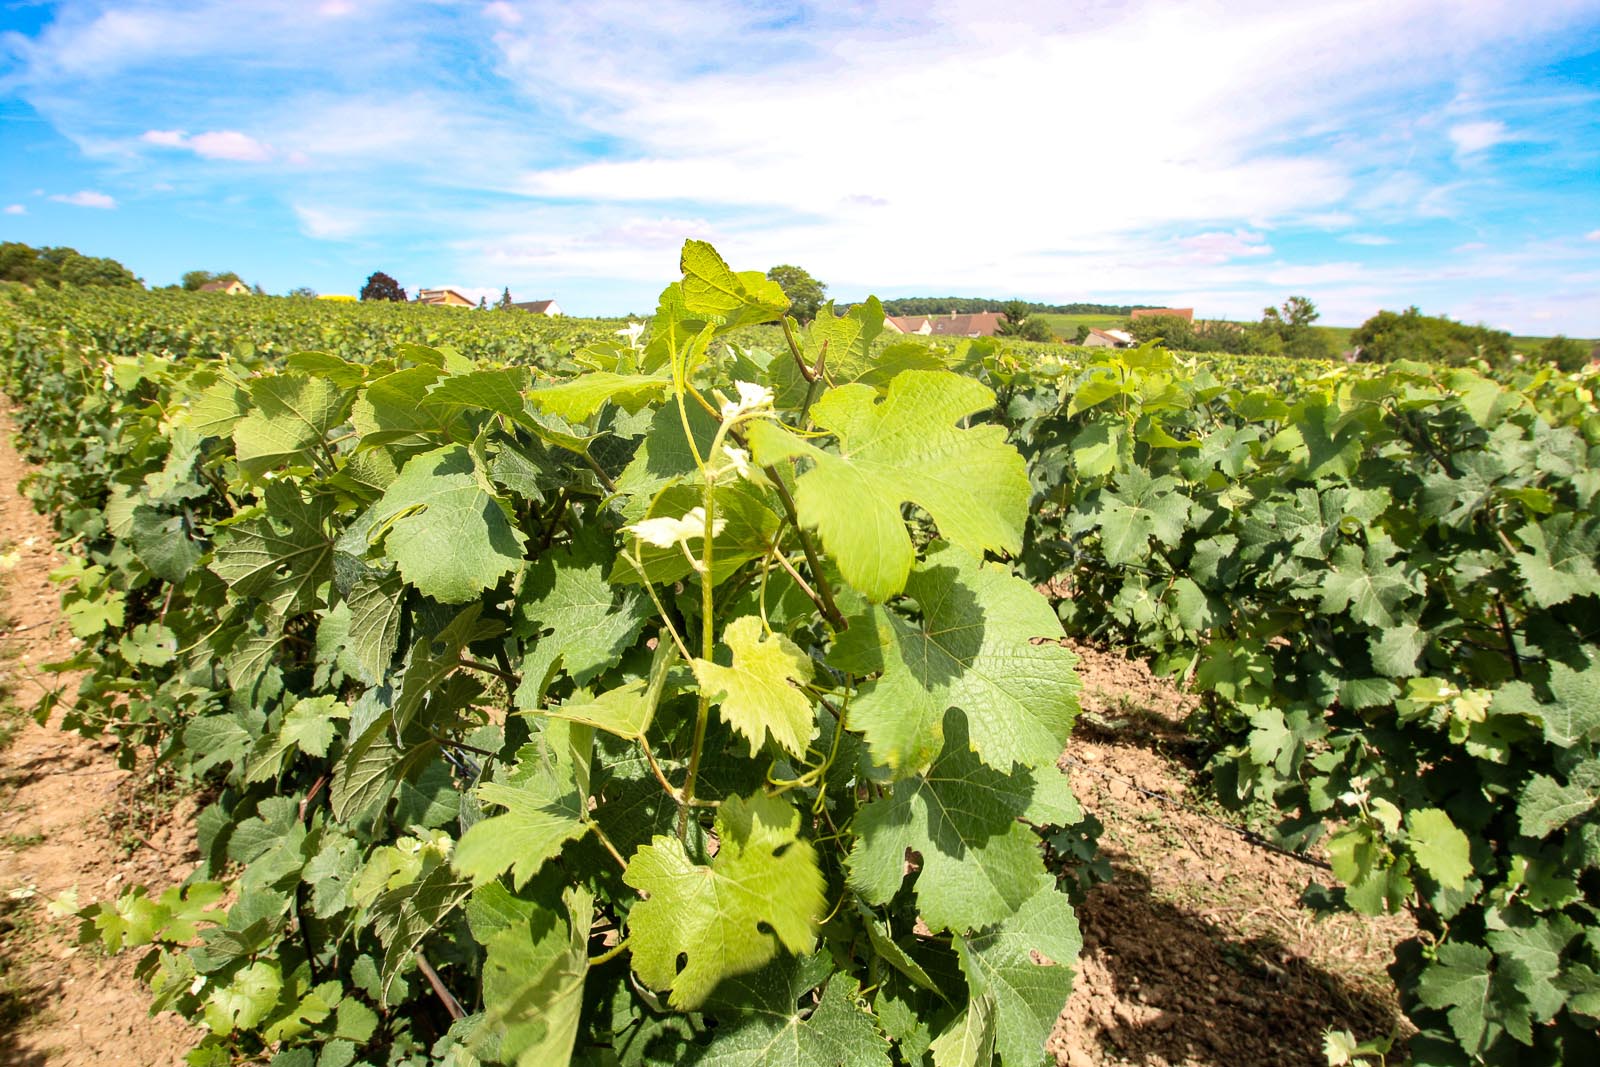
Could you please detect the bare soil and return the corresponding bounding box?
[1051,644,1414,1067]
[0,404,199,1067]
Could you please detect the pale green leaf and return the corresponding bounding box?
[625,793,823,1009]
[833,543,1079,775]
[955,885,1081,1067]
[748,370,1027,602]
[1405,808,1472,891]
[694,615,816,758]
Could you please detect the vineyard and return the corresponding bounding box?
[0,242,1596,1067]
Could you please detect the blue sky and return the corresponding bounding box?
[2,0,1599,334]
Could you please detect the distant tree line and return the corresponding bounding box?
[0,241,141,289]
[877,297,1157,317]
[1349,306,1513,365]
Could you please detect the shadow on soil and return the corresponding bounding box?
[1063,856,1405,1067]
[0,896,56,1067]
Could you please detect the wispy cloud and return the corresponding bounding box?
[2,0,1599,331]
[4,204,25,215]
[1449,119,1510,156]
[49,190,116,209]
[141,128,275,161]
[1587,229,1600,241]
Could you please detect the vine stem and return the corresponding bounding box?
[765,469,845,631]
[416,952,465,1021]
[677,471,718,840]
[588,937,631,967]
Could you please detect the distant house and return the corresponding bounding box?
[417,287,474,307]
[198,278,250,296]
[883,311,1004,338]
[1130,307,1194,322]
[1083,328,1136,348]
[511,299,564,317]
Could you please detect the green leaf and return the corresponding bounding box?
[1492,656,1600,748]
[848,712,1054,934]
[929,992,997,1067]
[694,970,892,1067]
[1514,514,1600,607]
[452,771,588,890]
[694,615,816,759]
[209,481,334,615]
[514,530,649,698]
[1416,942,1494,1053]
[748,370,1027,602]
[625,793,823,1009]
[337,569,404,684]
[1091,466,1190,565]
[233,373,352,477]
[1518,768,1600,838]
[204,959,284,1034]
[833,543,1079,775]
[1405,808,1472,892]
[1319,542,1417,629]
[368,444,527,603]
[528,372,671,422]
[679,240,789,329]
[955,885,1081,1067]
[477,888,592,1067]
[1369,622,1428,678]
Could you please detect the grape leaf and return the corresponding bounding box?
[1416,942,1494,1053]
[748,370,1028,602]
[679,240,789,329]
[514,531,649,700]
[453,771,589,890]
[832,543,1079,775]
[477,888,592,1067]
[929,991,996,1067]
[848,711,1054,934]
[1091,466,1190,565]
[1405,808,1472,891]
[210,481,334,615]
[1493,656,1600,748]
[694,969,891,1067]
[955,885,1081,1067]
[1514,514,1600,607]
[369,445,527,603]
[694,615,816,758]
[1319,542,1418,629]
[625,793,823,1009]
[233,373,353,477]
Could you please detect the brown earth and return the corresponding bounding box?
[0,403,199,1067]
[1051,644,1415,1067]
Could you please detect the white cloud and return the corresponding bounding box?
[1342,233,1396,246]
[4,204,25,215]
[50,190,116,209]
[1586,229,1600,241]
[142,128,274,162]
[189,130,274,162]
[483,2,522,25]
[1174,230,1273,263]
[1449,119,1510,156]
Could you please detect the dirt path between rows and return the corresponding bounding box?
[0,402,199,1067]
[1051,646,1414,1067]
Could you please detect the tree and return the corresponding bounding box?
[766,265,826,323]
[996,300,1032,336]
[1,242,140,289]
[1260,296,1334,360]
[997,300,1055,343]
[59,253,141,288]
[496,287,514,311]
[1350,306,1513,365]
[477,295,488,310]
[182,269,241,292]
[360,271,406,302]
[288,286,318,299]
[1536,335,1590,372]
